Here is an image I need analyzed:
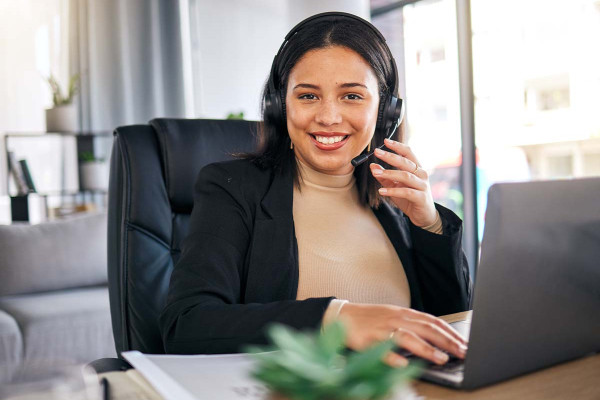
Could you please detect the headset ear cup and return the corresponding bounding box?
[377,94,400,136]
[265,90,285,129]
[264,92,274,124]
[280,91,287,123]
[391,96,404,129]
[376,96,388,134]
[383,96,404,134]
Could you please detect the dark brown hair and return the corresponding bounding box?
[244,18,401,208]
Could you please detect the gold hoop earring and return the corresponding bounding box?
[367,142,371,152]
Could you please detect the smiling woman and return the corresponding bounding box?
[160,12,472,369]
[286,46,380,175]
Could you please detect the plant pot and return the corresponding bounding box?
[46,104,79,132]
[79,161,108,191]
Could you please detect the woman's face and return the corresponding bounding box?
[285,46,380,175]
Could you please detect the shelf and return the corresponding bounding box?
[3,131,112,137]
[4,133,111,221]
[9,190,108,196]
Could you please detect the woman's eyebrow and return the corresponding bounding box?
[339,82,368,89]
[292,83,319,90]
[292,82,368,90]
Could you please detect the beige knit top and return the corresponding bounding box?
[292,159,442,324]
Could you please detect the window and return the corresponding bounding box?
[547,155,573,178]
[372,0,476,267]
[374,0,464,218]
[524,76,570,112]
[537,87,570,111]
[416,46,446,65]
[373,0,600,268]
[430,47,446,63]
[583,153,600,176]
[473,0,600,238]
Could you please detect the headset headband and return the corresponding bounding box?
[269,11,399,97]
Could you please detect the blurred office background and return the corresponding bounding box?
[1,0,600,386]
[1,0,600,262]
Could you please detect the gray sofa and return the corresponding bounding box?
[0,212,116,384]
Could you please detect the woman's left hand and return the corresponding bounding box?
[370,138,438,228]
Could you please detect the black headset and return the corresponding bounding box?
[264,11,405,166]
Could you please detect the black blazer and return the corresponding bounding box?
[160,159,472,354]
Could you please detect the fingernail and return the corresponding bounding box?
[459,343,468,353]
[394,357,409,368]
[379,188,388,194]
[372,169,383,176]
[374,148,385,156]
[384,138,395,144]
[434,350,449,363]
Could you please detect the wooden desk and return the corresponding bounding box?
[100,311,599,400]
[413,311,600,400]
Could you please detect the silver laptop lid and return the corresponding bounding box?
[462,178,600,389]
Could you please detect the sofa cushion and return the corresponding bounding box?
[0,287,115,381]
[0,212,107,296]
[0,309,22,384]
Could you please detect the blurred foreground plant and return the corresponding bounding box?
[245,321,421,400]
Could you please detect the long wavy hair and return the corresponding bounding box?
[244,17,403,208]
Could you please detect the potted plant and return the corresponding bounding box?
[226,111,245,120]
[79,151,108,191]
[246,322,422,400]
[45,74,80,132]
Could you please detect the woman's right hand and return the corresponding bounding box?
[337,303,468,367]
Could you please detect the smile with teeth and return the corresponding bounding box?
[313,135,348,144]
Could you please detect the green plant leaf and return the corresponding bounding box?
[317,321,346,359]
[226,111,244,120]
[67,73,80,102]
[267,325,322,363]
[344,381,378,400]
[344,340,394,378]
[248,324,419,400]
[45,73,79,106]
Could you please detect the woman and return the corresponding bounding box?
[160,12,471,367]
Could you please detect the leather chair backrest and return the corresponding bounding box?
[108,118,257,355]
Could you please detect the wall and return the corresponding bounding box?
[0,0,369,222]
[189,0,370,120]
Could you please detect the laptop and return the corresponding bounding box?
[412,177,600,389]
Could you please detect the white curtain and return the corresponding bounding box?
[72,0,187,132]
[0,0,187,221]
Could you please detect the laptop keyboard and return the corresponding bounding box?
[408,353,465,373]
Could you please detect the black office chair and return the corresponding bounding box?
[106,118,257,357]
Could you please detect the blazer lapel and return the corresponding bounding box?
[373,202,424,311]
[259,169,293,220]
[244,167,424,310]
[244,170,298,302]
